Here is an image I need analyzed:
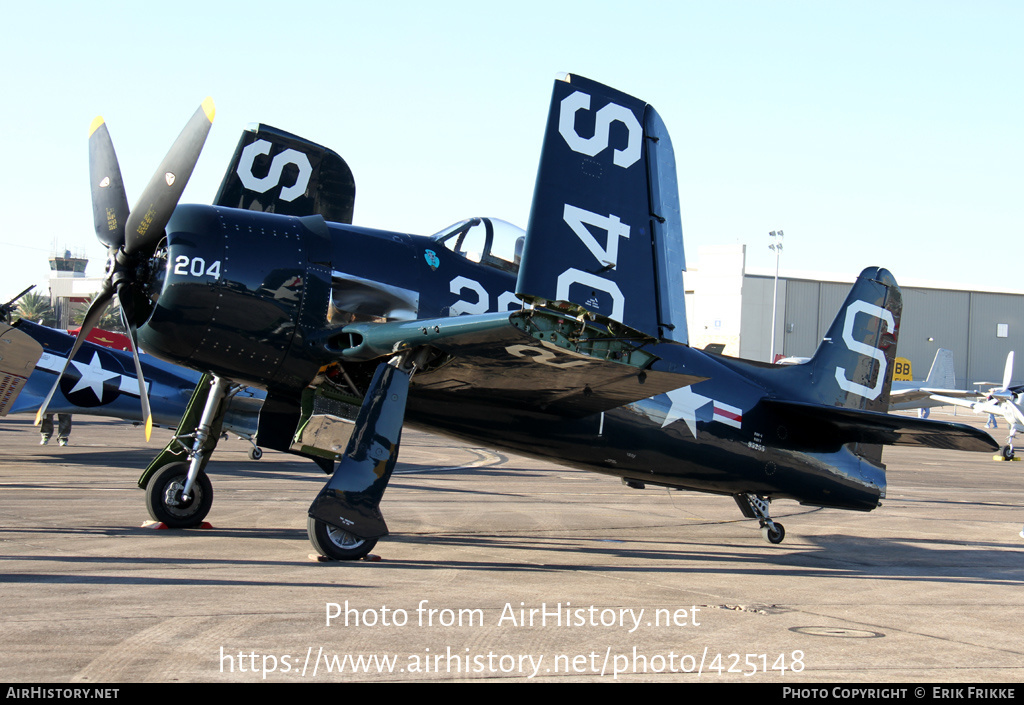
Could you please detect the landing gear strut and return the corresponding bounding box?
[139,373,233,526]
[307,349,428,560]
[178,376,231,503]
[734,493,786,544]
[998,421,1019,460]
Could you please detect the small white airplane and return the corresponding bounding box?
[888,348,960,416]
[930,351,1022,460]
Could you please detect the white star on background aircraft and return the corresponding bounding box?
[68,352,121,402]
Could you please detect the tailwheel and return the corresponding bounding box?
[736,493,786,545]
[145,461,213,528]
[307,517,377,561]
[1001,445,1015,461]
[761,522,786,544]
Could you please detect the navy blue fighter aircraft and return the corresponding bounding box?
[38,74,996,559]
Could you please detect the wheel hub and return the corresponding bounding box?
[162,477,201,517]
[326,524,365,549]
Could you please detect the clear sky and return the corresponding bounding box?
[2,1,1021,302]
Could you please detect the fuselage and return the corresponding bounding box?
[136,204,886,511]
[403,350,886,512]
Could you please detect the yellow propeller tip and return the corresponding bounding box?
[145,416,153,442]
[201,97,215,123]
[34,411,43,426]
[89,116,105,137]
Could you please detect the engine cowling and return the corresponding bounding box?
[138,204,333,395]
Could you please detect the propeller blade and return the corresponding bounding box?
[88,117,130,250]
[34,287,114,425]
[124,98,215,256]
[1002,351,1015,391]
[118,291,153,442]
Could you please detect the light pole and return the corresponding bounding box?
[768,230,784,362]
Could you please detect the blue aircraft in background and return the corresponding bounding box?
[1,317,262,453]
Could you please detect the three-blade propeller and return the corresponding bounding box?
[35,100,215,440]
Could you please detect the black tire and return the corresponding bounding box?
[761,522,786,544]
[248,446,263,460]
[145,462,213,528]
[1001,445,1015,460]
[307,516,377,561]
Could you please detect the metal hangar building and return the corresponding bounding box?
[685,245,1024,388]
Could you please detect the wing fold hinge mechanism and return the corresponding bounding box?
[511,307,658,371]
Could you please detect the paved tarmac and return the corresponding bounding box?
[1,410,1022,683]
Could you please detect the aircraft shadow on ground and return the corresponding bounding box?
[1,449,154,469]
[3,523,1018,589]
[370,530,1024,586]
[0,556,355,590]
[184,460,558,491]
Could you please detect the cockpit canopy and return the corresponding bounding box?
[431,217,525,274]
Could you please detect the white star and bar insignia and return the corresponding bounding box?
[68,352,122,401]
[661,387,743,438]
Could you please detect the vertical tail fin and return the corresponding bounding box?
[924,348,956,388]
[807,267,903,413]
[214,124,356,224]
[516,74,687,343]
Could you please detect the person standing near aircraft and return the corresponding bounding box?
[39,413,72,446]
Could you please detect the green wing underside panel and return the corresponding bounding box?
[340,310,704,418]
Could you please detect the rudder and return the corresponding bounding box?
[807,267,903,413]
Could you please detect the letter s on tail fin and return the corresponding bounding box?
[809,267,902,413]
[516,74,687,344]
[763,267,995,457]
[214,124,356,224]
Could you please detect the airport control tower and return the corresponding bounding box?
[47,250,100,330]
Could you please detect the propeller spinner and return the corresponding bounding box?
[35,100,215,440]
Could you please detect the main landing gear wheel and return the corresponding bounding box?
[145,462,213,528]
[761,522,786,544]
[307,517,377,561]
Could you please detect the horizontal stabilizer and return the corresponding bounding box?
[762,399,998,453]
